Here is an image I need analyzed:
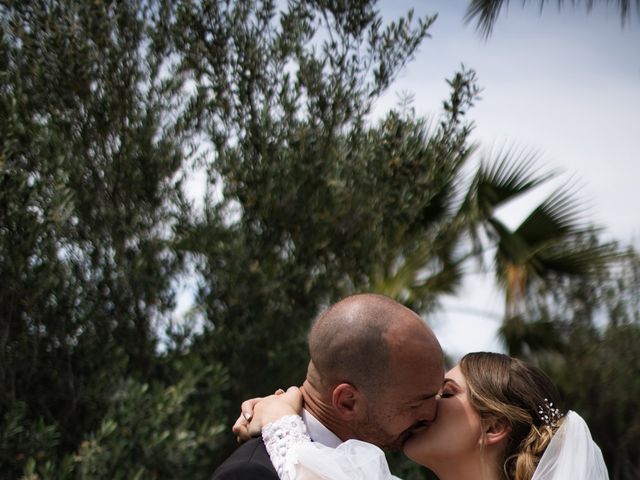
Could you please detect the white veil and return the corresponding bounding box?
[532,410,609,480]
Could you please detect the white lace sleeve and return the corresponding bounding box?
[263,415,311,480]
[263,416,401,480]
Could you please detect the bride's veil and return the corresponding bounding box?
[531,411,609,480]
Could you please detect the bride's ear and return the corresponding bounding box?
[481,417,511,446]
[332,383,363,420]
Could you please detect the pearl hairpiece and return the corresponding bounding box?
[537,398,563,428]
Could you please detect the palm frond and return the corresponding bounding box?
[463,145,553,220]
[515,186,589,248]
[536,240,621,277]
[466,0,640,39]
[372,247,465,308]
[411,260,465,298]
[490,186,618,280]
[457,145,553,259]
[489,217,535,267]
[464,0,508,38]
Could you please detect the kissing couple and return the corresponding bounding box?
[214,294,608,480]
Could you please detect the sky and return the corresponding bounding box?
[374,1,640,359]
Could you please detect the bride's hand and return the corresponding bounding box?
[233,386,303,443]
[232,395,267,442]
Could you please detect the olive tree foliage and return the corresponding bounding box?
[2,362,229,480]
[0,0,209,477]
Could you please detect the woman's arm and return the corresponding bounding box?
[262,414,311,480]
[232,386,398,480]
[236,387,309,480]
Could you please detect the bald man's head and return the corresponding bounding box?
[304,293,444,449]
[308,293,439,398]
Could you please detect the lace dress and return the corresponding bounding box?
[262,415,400,480]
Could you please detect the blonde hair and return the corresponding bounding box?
[459,352,563,480]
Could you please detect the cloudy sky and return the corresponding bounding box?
[375,1,640,358]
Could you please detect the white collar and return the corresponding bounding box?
[301,408,342,448]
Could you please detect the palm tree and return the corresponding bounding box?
[370,146,544,302]
[465,151,619,355]
[466,0,640,37]
[373,144,619,356]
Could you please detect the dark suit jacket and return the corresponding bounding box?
[212,438,279,479]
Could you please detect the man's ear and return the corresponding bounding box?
[481,417,511,447]
[331,383,363,420]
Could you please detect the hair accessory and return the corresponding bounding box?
[537,398,563,428]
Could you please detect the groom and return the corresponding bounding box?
[212,293,445,479]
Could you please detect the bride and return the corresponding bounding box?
[240,352,609,480]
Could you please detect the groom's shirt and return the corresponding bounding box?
[301,409,342,447]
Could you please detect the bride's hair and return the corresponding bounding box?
[459,352,563,480]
